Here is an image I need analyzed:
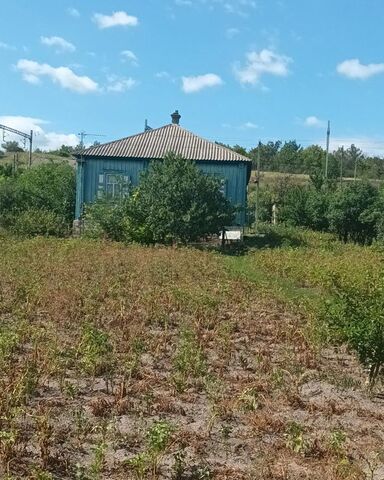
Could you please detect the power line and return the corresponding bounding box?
[0,124,33,167]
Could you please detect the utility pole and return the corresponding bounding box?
[325,120,330,180]
[255,141,261,233]
[0,124,33,167]
[340,146,344,186]
[78,131,106,149]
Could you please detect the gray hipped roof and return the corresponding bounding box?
[77,124,251,163]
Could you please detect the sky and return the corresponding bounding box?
[1,0,384,155]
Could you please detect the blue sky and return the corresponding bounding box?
[1,0,384,154]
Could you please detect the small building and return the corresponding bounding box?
[74,111,252,225]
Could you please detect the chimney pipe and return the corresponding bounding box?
[171,110,181,125]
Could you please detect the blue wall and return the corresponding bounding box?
[75,157,249,225]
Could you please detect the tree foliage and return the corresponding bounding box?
[2,141,24,153]
[0,162,75,236]
[85,154,235,244]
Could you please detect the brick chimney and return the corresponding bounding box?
[171,110,181,125]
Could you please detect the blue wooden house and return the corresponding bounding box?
[74,111,252,225]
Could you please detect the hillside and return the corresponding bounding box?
[0,151,74,168]
[0,231,382,479]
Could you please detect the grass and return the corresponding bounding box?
[0,234,383,478]
[0,151,74,168]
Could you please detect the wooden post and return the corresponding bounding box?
[255,141,261,232]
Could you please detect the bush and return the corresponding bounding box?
[327,182,378,244]
[0,162,75,236]
[83,196,131,241]
[324,273,384,384]
[84,154,235,244]
[11,208,68,237]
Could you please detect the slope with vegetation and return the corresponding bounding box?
[0,230,383,479]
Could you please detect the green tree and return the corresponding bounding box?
[250,141,281,171]
[127,154,235,243]
[2,141,23,153]
[57,145,75,157]
[85,154,235,244]
[327,182,378,244]
[277,140,302,173]
[0,162,76,236]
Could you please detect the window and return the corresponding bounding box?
[106,173,122,197]
[97,172,129,199]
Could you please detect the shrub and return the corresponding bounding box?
[84,154,235,244]
[0,162,75,236]
[11,208,68,237]
[83,196,131,241]
[327,182,378,244]
[324,273,384,384]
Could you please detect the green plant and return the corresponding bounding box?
[0,430,18,465]
[147,420,174,454]
[126,421,174,478]
[328,429,347,456]
[78,323,115,377]
[172,448,186,479]
[285,421,308,455]
[85,154,235,244]
[237,387,259,412]
[173,327,206,391]
[324,273,384,385]
[126,452,151,480]
[0,162,75,236]
[89,440,107,479]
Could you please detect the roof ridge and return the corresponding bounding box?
[79,123,177,154]
[76,123,251,163]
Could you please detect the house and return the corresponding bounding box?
[74,111,252,226]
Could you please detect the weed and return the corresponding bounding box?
[126,420,174,478]
[173,327,206,391]
[237,387,260,412]
[172,448,186,479]
[147,420,174,454]
[328,428,347,457]
[126,452,151,480]
[63,380,79,399]
[284,421,308,455]
[30,468,54,480]
[0,429,18,466]
[89,439,107,480]
[78,323,115,378]
[35,409,54,469]
[73,407,91,443]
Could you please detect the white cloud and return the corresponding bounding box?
[182,73,223,93]
[155,71,170,79]
[241,121,258,129]
[0,41,16,50]
[175,0,193,5]
[325,137,384,157]
[337,58,384,80]
[222,121,258,130]
[235,48,292,85]
[16,59,99,94]
[226,27,240,39]
[107,76,137,92]
[174,0,256,15]
[121,50,138,65]
[0,116,79,151]
[67,7,80,17]
[304,116,326,128]
[93,11,139,29]
[40,36,76,53]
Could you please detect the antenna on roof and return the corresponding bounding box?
[144,119,152,132]
[78,131,106,149]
